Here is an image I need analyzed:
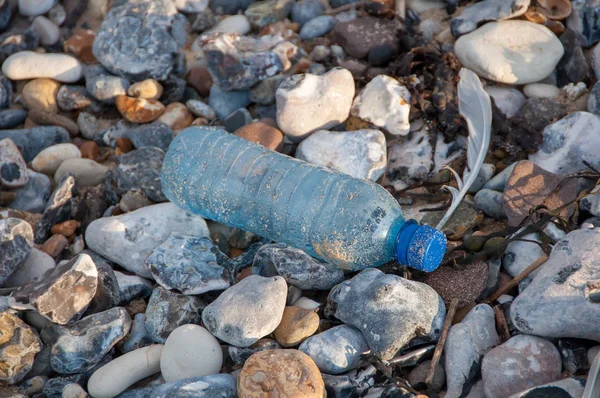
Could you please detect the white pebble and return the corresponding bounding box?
[294,297,321,311]
[18,0,57,16]
[32,143,81,175]
[160,325,223,382]
[88,345,163,398]
[32,16,60,46]
[523,83,560,98]
[205,15,251,35]
[2,51,83,83]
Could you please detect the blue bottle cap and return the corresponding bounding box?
[395,220,447,272]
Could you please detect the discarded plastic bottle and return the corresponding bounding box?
[161,127,447,272]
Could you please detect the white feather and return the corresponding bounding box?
[436,68,491,230]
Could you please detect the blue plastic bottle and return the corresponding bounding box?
[161,127,446,272]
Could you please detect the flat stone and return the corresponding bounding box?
[530,111,600,174]
[296,129,386,181]
[0,126,70,163]
[299,325,368,374]
[252,244,344,290]
[244,0,294,29]
[9,254,98,325]
[87,345,163,398]
[144,287,205,344]
[85,203,209,278]
[511,228,600,340]
[239,349,325,397]
[0,138,28,188]
[92,0,183,81]
[28,109,79,137]
[326,268,446,360]
[32,143,81,175]
[451,0,529,37]
[332,16,399,59]
[445,304,500,397]
[41,307,131,374]
[455,21,564,84]
[208,85,251,120]
[0,217,33,286]
[508,378,586,398]
[481,334,561,398]
[54,158,109,187]
[35,173,76,244]
[503,160,580,226]
[299,15,336,39]
[117,374,237,398]
[0,109,27,129]
[147,233,230,295]
[202,33,300,91]
[276,68,355,142]
[160,324,222,382]
[202,275,287,347]
[223,108,251,133]
[273,306,319,348]
[423,259,488,309]
[2,51,83,83]
[485,87,526,119]
[0,311,42,384]
[108,146,166,202]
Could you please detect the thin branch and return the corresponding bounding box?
[487,254,548,302]
[426,298,459,385]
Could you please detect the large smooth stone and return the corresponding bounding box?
[2,51,83,83]
[85,203,209,278]
[146,233,229,295]
[160,324,222,382]
[202,275,287,347]
[0,217,34,286]
[87,345,163,398]
[529,112,600,174]
[511,228,600,340]
[295,129,387,181]
[455,21,564,84]
[8,254,98,325]
[0,311,42,384]
[41,307,131,374]
[276,67,355,142]
[326,268,446,360]
[481,334,561,398]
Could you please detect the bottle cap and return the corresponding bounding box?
[395,220,447,272]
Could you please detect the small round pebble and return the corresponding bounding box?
[239,349,326,398]
[160,324,223,382]
[115,95,165,123]
[186,99,216,120]
[32,16,60,46]
[273,306,320,347]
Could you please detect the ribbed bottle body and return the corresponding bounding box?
[161,127,406,270]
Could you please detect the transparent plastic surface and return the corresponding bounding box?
[161,127,406,270]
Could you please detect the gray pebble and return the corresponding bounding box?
[474,189,506,219]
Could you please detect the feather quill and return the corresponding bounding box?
[436,68,491,230]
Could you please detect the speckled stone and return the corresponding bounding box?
[326,268,446,360]
[0,311,42,384]
[41,307,131,374]
[8,254,98,325]
[144,287,205,344]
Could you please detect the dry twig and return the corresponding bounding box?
[493,305,510,342]
[487,254,548,302]
[426,298,459,385]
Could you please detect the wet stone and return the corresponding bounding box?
[144,287,205,344]
[147,233,230,295]
[326,268,446,360]
[0,138,29,188]
[0,311,42,384]
[41,307,131,374]
[252,244,344,290]
[0,109,27,129]
[92,0,184,81]
[0,217,34,286]
[35,174,76,244]
[8,254,98,325]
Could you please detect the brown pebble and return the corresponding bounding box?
[127,79,163,100]
[185,66,213,97]
[80,141,99,160]
[234,121,284,152]
[124,299,147,317]
[23,117,39,129]
[63,29,96,64]
[156,102,194,131]
[115,95,165,123]
[190,117,209,127]
[115,138,133,153]
[28,109,79,136]
[274,306,320,347]
[50,220,79,237]
[239,349,326,398]
[40,234,69,258]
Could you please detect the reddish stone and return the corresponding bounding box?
[186,66,213,97]
[234,121,284,152]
